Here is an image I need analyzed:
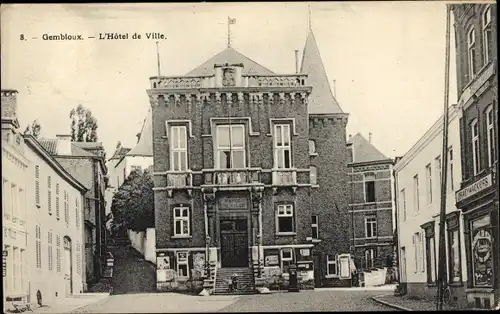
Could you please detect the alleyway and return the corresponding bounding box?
[110,243,156,294]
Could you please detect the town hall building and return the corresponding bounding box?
[148,28,353,293]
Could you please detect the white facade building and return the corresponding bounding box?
[2,90,30,307]
[394,104,468,305]
[24,134,87,306]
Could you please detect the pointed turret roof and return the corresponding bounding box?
[350,133,389,163]
[186,47,275,76]
[127,108,153,157]
[300,30,343,114]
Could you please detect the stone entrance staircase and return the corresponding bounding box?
[214,267,255,295]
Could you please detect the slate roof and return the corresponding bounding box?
[73,142,104,150]
[127,108,153,157]
[38,138,97,157]
[300,30,344,114]
[350,133,390,163]
[186,47,275,76]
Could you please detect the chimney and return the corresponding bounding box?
[136,132,141,143]
[369,132,372,143]
[294,50,299,74]
[1,89,19,129]
[56,134,72,155]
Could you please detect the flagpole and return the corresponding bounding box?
[156,41,161,76]
[436,4,451,311]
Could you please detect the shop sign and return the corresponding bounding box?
[456,173,492,203]
[265,255,279,267]
[219,197,247,209]
[472,229,493,287]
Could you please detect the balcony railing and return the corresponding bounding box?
[272,169,297,185]
[203,168,262,186]
[166,171,193,188]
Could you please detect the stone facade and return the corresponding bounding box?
[451,3,498,310]
[150,31,353,292]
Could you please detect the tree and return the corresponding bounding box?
[70,104,98,142]
[111,168,154,232]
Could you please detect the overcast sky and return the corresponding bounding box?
[1,2,457,160]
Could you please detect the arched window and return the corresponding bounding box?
[482,6,492,64]
[485,105,495,167]
[471,119,480,175]
[467,25,476,79]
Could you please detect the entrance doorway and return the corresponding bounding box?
[220,218,248,268]
[63,237,73,296]
[313,253,322,288]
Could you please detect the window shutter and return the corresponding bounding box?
[170,206,175,237]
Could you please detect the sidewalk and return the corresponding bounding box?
[30,293,109,313]
[371,294,461,311]
[315,284,397,292]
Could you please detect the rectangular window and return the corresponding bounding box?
[447,228,461,283]
[467,26,476,78]
[326,254,338,276]
[48,231,53,271]
[364,173,376,203]
[47,176,52,214]
[424,228,437,284]
[413,232,424,273]
[276,204,294,234]
[76,242,81,275]
[400,189,407,222]
[130,165,142,173]
[12,247,18,291]
[173,206,190,236]
[365,215,377,238]
[18,188,25,223]
[176,251,189,278]
[35,225,42,269]
[311,215,319,239]
[400,247,407,280]
[471,119,480,175]
[448,147,454,192]
[309,140,316,155]
[470,215,490,287]
[281,248,293,273]
[2,179,9,219]
[310,166,317,185]
[11,183,18,221]
[425,164,432,204]
[482,6,492,64]
[274,124,291,169]
[170,126,188,171]
[20,249,25,293]
[35,165,40,206]
[365,248,376,269]
[216,125,245,169]
[413,175,420,213]
[56,234,61,272]
[486,106,495,167]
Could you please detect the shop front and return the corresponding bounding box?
[456,170,499,309]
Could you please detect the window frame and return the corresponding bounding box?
[485,105,495,167]
[365,215,377,239]
[35,165,40,207]
[173,205,190,237]
[176,251,189,278]
[446,216,462,285]
[363,173,376,203]
[423,225,437,285]
[280,248,294,273]
[311,215,319,239]
[47,176,52,215]
[310,166,317,185]
[273,124,292,169]
[216,124,246,169]
[326,254,338,277]
[55,183,60,219]
[413,174,420,214]
[471,119,480,175]
[400,189,407,222]
[276,204,295,235]
[448,147,454,192]
[170,125,188,171]
[48,231,53,271]
[425,163,433,204]
[482,5,492,64]
[467,25,476,79]
[365,248,376,269]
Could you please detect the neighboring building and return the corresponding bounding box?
[148,27,352,293]
[38,136,108,289]
[2,90,30,307]
[451,3,498,309]
[23,133,87,306]
[347,133,395,271]
[394,104,467,307]
[104,143,130,216]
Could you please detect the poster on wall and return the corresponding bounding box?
[338,254,352,279]
[156,255,170,282]
[472,229,493,287]
[265,255,279,267]
[192,252,205,279]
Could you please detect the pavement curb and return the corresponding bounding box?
[70,293,111,313]
[371,296,412,311]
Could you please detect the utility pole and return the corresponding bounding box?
[156,41,161,77]
[436,4,452,311]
